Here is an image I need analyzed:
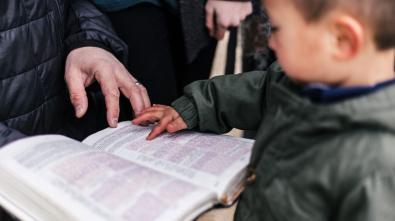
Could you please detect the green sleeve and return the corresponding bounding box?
[336,172,395,221]
[172,62,290,134]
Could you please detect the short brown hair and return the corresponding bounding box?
[290,0,395,50]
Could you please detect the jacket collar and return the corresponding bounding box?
[270,79,395,133]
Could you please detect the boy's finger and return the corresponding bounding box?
[146,110,176,140]
[167,116,187,133]
[152,104,167,108]
[136,106,168,116]
[132,111,162,125]
[139,121,150,126]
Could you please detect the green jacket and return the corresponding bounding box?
[172,62,395,221]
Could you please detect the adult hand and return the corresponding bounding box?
[132,105,187,140]
[65,47,151,127]
[205,0,253,40]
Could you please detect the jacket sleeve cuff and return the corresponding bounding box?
[171,96,199,129]
[65,40,112,56]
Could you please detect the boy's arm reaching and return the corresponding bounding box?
[133,62,296,139]
[170,62,293,134]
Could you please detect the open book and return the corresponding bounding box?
[0,122,254,221]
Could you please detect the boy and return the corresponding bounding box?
[133,0,395,220]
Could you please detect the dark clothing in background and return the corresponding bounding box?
[1,1,126,218]
[106,3,217,107]
[92,0,180,15]
[92,0,261,109]
[0,0,128,147]
[92,0,257,63]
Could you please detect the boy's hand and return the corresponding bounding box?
[132,105,187,140]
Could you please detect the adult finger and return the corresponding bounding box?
[214,12,228,40]
[95,69,120,128]
[118,74,147,115]
[214,23,227,40]
[167,116,188,133]
[205,4,215,37]
[133,86,151,126]
[127,83,151,126]
[64,69,88,118]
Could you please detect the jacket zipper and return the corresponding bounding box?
[53,0,63,48]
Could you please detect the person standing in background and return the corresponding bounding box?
[0,0,149,218]
[0,0,140,147]
[90,0,258,119]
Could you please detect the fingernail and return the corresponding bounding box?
[112,118,118,127]
[168,124,174,129]
[75,105,83,117]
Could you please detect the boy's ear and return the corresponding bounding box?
[332,15,364,60]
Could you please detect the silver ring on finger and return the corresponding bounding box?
[135,81,142,86]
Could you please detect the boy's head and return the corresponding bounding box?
[263,0,395,86]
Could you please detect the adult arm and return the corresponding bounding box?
[0,124,26,148]
[64,0,150,127]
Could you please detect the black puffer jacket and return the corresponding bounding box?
[0,0,128,147]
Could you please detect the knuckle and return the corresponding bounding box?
[95,61,114,77]
[131,85,142,94]
[111,106,120,113]
[99,60,114,70]
[139,85,148,93]
[106,88,120,98]
[147,110,157,116]
[69,93,85,103]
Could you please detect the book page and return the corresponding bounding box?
[0,135,215,221]
[83,122,255,199]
